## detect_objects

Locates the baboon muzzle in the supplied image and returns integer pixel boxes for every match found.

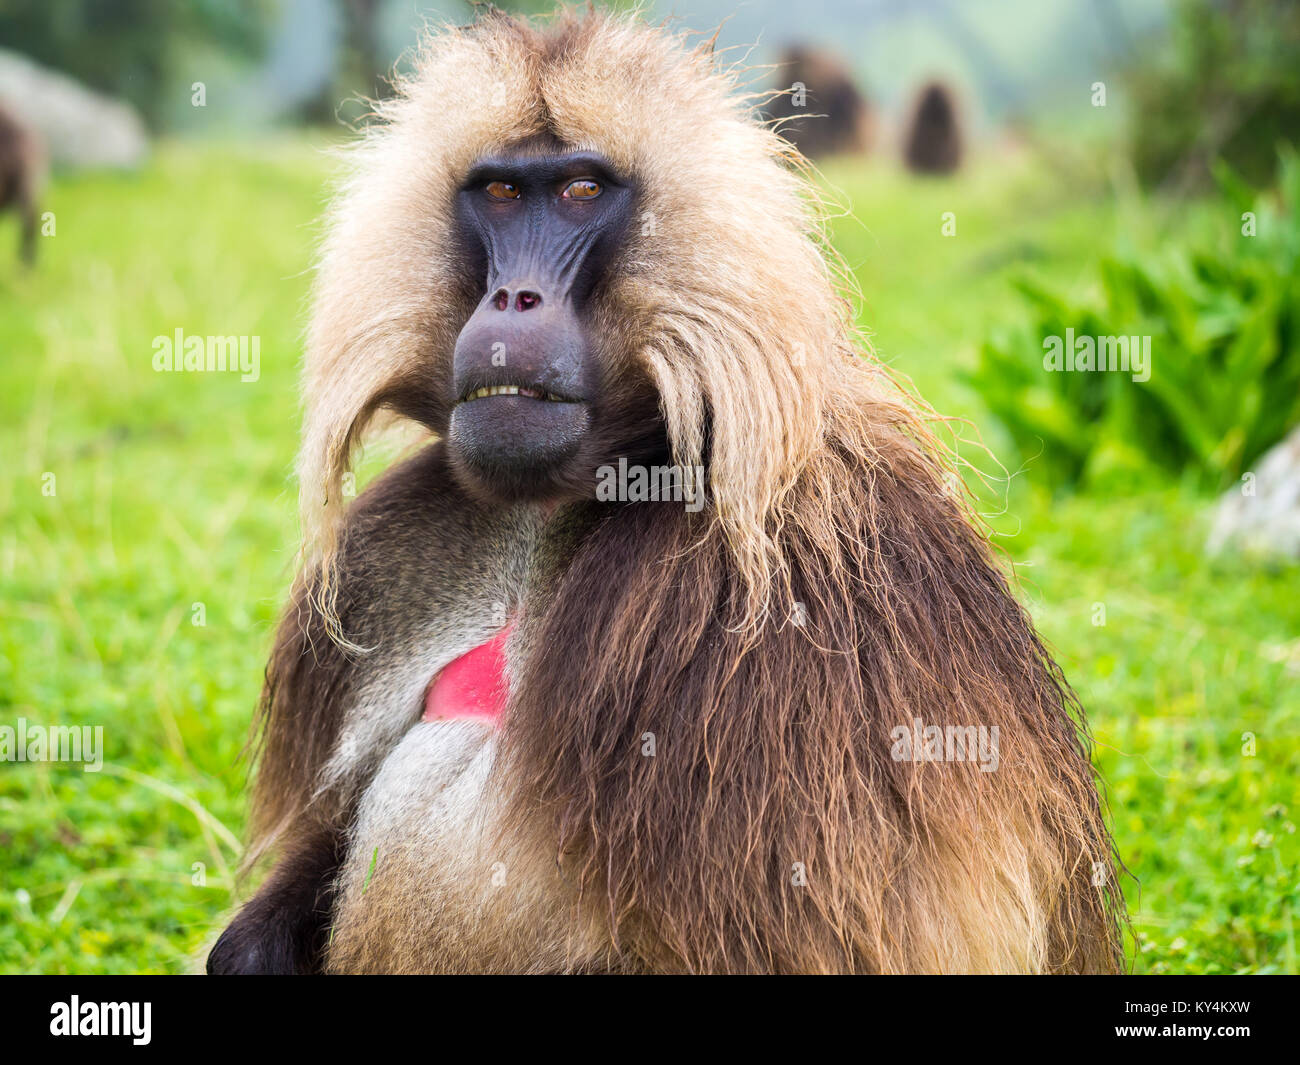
[447,274,594,495]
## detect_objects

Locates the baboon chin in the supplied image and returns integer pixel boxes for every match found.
[209,9,1124,975]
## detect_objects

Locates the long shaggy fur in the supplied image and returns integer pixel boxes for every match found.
[503,444,1121,972]
[255,7,1124,973]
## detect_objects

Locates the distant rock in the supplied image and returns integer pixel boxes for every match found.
[1208,427,1300,559]
[0,48,148,170]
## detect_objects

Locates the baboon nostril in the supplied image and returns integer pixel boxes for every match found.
[492,289,509,311]
[516,291,542,312]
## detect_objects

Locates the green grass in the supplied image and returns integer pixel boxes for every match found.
[1,140,1296,974]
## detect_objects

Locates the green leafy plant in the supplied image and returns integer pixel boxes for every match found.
[969,151,1300,492]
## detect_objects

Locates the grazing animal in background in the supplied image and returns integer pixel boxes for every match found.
[766,45,872,159]
[0,102,43,265]
[903,80,964,175]
[209,9,1123,975]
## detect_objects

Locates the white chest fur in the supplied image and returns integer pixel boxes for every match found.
[326,720,609,973]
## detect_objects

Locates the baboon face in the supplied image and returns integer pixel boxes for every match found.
[444,139,646,504]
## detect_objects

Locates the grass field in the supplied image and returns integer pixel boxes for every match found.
[1,139,1296,974]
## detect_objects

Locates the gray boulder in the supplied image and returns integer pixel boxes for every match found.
[1208,426,1300,559]
[0,48,148,170]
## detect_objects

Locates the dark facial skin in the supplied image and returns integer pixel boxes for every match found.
[443,146,666,504]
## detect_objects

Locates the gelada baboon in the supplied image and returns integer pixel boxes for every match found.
[209,9,1123,974]
[904,80,964,175]
[0,103,42,265]
[767,45,872,159]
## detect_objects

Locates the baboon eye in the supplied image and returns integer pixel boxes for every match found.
[485,181,520,200]
[561,178,602,200]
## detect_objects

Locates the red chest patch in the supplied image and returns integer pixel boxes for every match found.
[421,625,512,727]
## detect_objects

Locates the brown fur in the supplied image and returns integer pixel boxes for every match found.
[241,8,1125,973]
[502,436,1121,972]
[0,103,43,265]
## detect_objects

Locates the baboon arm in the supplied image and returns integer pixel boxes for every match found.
[207,821,346,975]
[206,580,353,976]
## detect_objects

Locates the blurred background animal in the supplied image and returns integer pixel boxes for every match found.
[766,44,872,159]
[903,80,964,174]
[0,102,43,265]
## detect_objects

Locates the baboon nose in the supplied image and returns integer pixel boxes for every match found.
[491,287,544,312]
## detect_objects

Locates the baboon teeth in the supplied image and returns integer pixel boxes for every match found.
[464,385,566,402]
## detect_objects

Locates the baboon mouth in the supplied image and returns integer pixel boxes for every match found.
[458,384,580,405]
[446,386,592,499]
